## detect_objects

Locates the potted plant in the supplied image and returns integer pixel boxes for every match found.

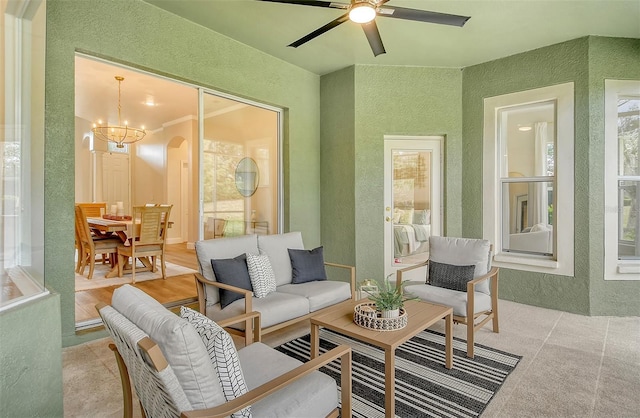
[365,274,417,318]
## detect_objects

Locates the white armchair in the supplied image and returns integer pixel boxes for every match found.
[397,236,499,358]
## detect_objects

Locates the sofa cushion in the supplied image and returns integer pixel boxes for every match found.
[196,234,259,305]
[112,285,226,410]
[211,254,253,309]
[207,291,310,330]
[288,246,327,284]
[257,232,304,287]
[428,260,476,292]
[180,307,251,418]
[277,281,351,312]
[246,253,277,298]
[403,283,492,317]
[238,342,337,418]
[429,236,492,294]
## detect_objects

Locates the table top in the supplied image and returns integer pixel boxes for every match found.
[87,217,128,231]
[311,299,452,350]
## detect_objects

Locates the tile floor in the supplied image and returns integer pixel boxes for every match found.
[62,300,640,417]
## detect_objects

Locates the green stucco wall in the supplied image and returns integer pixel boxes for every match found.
[0,294,63,417]
[587,37,640,315]
[45,0,321,346]
[321,65,463,280]
[462,36,640,316]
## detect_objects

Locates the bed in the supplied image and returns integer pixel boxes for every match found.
[393,208,431,258]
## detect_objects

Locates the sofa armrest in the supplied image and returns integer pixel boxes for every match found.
[324,262,357,300]
[194,272,254,324]
[181,344,353,418]
[216,311,261,345]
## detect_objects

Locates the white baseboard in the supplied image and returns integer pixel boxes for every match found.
[167,237,184,245]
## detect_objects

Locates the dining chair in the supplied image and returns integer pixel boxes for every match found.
[75,205,121,279]
[116,204,172,284]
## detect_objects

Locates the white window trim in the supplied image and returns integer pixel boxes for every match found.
[604,79,640,280]
[483,82,575,276]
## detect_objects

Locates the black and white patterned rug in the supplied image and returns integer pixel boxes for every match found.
[276,328,521,418]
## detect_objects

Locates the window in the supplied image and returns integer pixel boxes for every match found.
[1,0,48,311]
[605,80,640,280]
[483,83,574,275]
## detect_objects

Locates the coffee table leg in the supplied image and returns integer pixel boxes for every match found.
[385,348,395,418]
[445,312,453,369]
[310,322,319,359]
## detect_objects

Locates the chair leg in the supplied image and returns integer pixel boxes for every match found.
[117,253,125,277]
[160,255,166,280]
[108,344,133,418]
[87,250,96,279]
[131,257,136,284]
[467,321,474,358]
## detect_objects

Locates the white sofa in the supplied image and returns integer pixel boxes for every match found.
[509,223,553,254]
[194,232,356,339]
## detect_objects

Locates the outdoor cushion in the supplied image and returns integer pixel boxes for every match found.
[112,285,226,410]
[180,307,251,418]
[196,234,259,305]
[277,281,351,312]
[257,232,304,287]
[206,291,310,329]
[211,254,253,308]
[428,260,476,292]
[246,253,277,298]
[288,246,327,284]
[238,342,337,418]
[429,236,492,294]
[404,283,492,317]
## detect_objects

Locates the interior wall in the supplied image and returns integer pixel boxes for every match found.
[45,0,321,346]
[462,36,640,316]
[320,65,463,281]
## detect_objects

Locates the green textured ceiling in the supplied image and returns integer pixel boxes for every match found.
[144,0,639,75]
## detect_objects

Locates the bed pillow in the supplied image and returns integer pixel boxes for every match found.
[413,209,431,225]
[246,253,277,298]
[288,246,327,284]
[180,307,251,418]
[398,209,414,224]
[210,254,253,309]
[428,260,476,292]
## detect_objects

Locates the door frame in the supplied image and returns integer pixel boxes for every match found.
[383,136,443,278]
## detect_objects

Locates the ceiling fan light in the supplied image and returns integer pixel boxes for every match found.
[349,3,376,24]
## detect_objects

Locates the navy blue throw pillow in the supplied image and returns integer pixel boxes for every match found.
[211,254,253,308]
[428,260,476,292]
[288,246,327,284]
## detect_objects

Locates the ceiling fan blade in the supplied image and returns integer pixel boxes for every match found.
[361,20,386,57]
[377,6,470,27]
[258,0,349,10]
[288,13,349,48]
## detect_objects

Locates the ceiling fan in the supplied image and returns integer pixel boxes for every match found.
[259,0,470,57]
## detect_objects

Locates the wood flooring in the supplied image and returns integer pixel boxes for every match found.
[75,243,200,323]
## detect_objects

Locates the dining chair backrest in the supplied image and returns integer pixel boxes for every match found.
[76,202,107,217]
[75,205,94,250]
[132,205,172,247]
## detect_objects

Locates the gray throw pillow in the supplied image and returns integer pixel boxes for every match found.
[428,260,476,292]
[288,246,327,284]
[210,254,253,308]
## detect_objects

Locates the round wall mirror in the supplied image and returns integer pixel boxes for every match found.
[235,157,259,197]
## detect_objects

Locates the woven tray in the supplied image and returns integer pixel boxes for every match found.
[353,302,407,331]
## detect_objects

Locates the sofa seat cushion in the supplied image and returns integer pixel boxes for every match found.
[238,342,337,418]
[206,291,310,330]
[196,234,259,305]
[257,232,304,287]
[404,283,492,317]
[112,285,225,410]
[277,281,351,312]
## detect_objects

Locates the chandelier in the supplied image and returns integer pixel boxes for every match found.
[92,76,146,148]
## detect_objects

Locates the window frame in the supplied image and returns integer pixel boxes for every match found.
[483,82,575,276]
[604,79,640,280]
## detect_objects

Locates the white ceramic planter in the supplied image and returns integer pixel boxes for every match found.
[381,308,400,318]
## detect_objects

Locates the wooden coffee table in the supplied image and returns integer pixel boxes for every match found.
[310,299,453,418]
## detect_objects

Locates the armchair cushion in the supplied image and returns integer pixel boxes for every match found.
[246,253,277,298]
[288,246,327,284]
[257,232,304,286]
[429,236,492,294]
[404,283,493,317]
[428,261,476,292]
[211,254,253,309]
[180,307,251,418]
[238,342,338,418]
[112,285,226,410]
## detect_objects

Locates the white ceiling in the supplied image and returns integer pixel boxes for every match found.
[143,0,640,75]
